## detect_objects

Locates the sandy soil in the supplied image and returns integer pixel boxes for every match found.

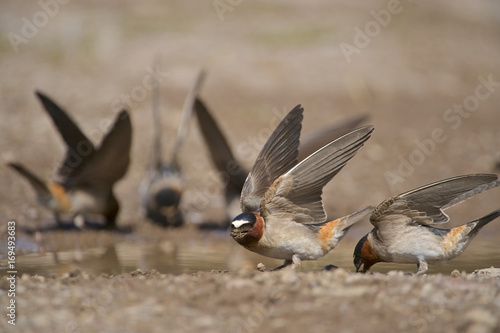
[1,0,500,332]
[1,268,499,333]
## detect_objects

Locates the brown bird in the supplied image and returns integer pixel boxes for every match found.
[139,70,205,227]
[194,96,368,227]
[8,91,132,229]
[354,174,500,275]
[230,105,374,269]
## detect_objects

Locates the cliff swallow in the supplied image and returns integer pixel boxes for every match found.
[9,91,132,229]
[230,105,374,269]
[194,97,368,227]
[139,69,205,227]
[354,174,500,275]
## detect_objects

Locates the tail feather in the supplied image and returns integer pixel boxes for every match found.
[338,205,375,230]
[319,206,374,252]
[468,208,500,233]
[8,162,52,202]
[298,114,368,161]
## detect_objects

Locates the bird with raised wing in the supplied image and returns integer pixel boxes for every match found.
[139,69,204,227]
[194,96,368,227]
[9,91,132,229]
[353,174,500,275]
[230,105,374,269]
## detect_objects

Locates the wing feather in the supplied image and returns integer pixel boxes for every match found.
[35,91,95,179]
[63,110,132,188]
[194,98,247,192]
[260,126,374,224]
[370,174,499,227]
[240,105,303,212]
[298,114,368,161]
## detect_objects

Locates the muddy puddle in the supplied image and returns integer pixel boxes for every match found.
[1,225,499,277]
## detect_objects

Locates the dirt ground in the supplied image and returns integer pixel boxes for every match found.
[0,268,498,333]
[1,0,500,332]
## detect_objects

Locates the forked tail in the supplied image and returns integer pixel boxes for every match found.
[319,206,374,252]
[8,162,52,202]
[467,208,500,237]
[340,205,375,230]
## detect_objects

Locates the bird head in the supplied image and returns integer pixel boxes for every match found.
[230,212,264,246]
[353,234,368,272]
[353,233,382,273]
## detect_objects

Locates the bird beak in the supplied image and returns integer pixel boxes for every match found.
[354,259,364,273]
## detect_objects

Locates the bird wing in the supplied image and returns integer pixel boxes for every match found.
[240,105,303,213]
[298,114,368,161]
[370,174,499,227]
[149,61,163,171]
[35,91,95,179]
[194,97,248,192]
[63,110,132,188]
[260,126,374,224]
[169,70,205,167]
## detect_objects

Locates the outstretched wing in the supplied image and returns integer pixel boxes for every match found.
[298,114,368,161]
[194,97,248,192]
[63,110,132,188]
[240,105,303,213]
[370,174,499,227]
[260,126,374,224]
[35,91,95,179]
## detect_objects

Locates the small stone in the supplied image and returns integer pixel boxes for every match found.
[322,264,338,271]
[257,263,266,272]
[33,275,45,283]
[470,267,500,277]
[130,269,144,276]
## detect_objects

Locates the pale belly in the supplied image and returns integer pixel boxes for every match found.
[249,223,325,260]
[372,227,449,264]
[67,190,109,214]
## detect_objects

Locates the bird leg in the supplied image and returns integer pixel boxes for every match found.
[415,259,428,275]
[272,259,293,271]
[272,255,302,271]
[291,254,301,270]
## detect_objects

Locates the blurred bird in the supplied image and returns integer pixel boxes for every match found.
[194,97,368,227]
[8,91,132,229]
[354,174,500,275]
[230,105,374,269]
[193,98,248,224]
[139,69,205,227]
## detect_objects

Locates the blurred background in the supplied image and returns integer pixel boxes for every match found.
[1,0,500,275]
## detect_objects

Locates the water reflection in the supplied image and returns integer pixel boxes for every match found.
[1,228,499,276]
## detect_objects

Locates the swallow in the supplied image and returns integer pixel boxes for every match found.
[139,69,205,227]
[230,105,374,269]
[8,91,132,229]
[194,97,368,227]
[354,174,500,275]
